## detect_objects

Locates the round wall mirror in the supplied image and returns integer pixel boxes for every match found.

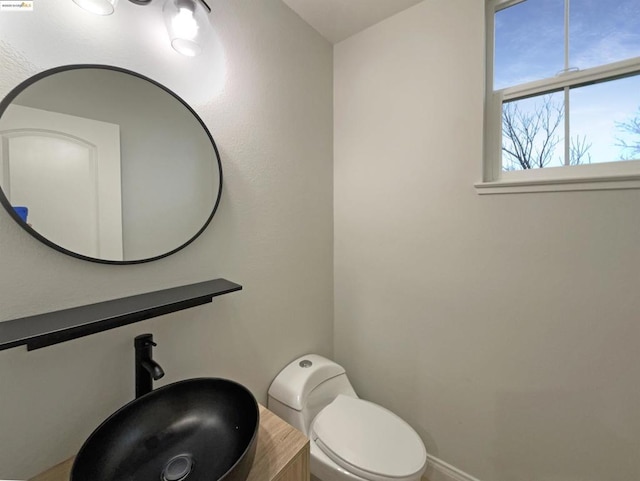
[0,65,222,264]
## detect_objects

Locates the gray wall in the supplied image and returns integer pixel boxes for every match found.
[0,1,333,478]
[334,1,640,481]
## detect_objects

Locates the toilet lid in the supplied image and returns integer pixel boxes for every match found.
[311,395,426,480]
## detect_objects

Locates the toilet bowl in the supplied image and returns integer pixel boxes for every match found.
[268,355,427,481]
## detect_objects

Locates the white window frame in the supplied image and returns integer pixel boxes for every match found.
[477,0,640,194]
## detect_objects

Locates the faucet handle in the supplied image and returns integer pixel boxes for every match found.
[135,333,158,350]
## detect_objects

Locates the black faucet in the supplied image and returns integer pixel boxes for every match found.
[134,333,165,398]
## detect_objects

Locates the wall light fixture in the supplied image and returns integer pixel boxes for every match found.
[73,0,118,15]
[72,0,212,57]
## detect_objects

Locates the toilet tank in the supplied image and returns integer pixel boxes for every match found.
[268,354,357,435]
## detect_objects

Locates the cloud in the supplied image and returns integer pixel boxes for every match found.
[571,32,640,70]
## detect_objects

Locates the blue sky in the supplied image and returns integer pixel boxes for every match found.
[494,0,640,166]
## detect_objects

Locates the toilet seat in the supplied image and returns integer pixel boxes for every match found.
[310,395,427,481]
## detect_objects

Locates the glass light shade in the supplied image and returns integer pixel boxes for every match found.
[163,0,210,57]
[73,0,118,15]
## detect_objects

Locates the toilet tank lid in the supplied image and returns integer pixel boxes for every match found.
[268,354,345,411]
[311,395,427,479]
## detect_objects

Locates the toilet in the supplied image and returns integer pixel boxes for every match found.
[268,354,427,481]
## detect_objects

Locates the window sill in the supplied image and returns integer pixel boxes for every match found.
[475,174,640,194]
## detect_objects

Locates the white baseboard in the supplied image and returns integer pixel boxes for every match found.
[424,454,483,481]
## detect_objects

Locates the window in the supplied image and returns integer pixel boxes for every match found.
[479,0,640,193]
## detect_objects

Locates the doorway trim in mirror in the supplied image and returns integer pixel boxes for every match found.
[0,64,223,264]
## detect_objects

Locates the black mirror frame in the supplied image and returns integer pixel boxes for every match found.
[0,64,223,265]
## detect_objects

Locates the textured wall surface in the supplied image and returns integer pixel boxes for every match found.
[334,1,640,480]
[0,1,333,478]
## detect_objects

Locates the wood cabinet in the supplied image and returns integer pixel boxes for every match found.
[30,405,309,481]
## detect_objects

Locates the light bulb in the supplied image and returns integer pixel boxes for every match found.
[163,0,210,57]
[73,0,117,15]
[172,7,199,40]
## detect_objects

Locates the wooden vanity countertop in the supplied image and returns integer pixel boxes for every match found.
[30,404,309,481]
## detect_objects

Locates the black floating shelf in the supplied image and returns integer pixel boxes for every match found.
[0,279,242,352]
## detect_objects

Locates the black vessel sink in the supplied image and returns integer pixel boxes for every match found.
[72,378,259,481]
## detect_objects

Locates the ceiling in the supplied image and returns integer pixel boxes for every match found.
[281,0,424,44]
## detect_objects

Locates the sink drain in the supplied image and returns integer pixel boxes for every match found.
[162,454,194,481]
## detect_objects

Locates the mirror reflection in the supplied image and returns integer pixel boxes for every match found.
[0,66,222,263]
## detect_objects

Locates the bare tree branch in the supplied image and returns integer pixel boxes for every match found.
[502,94,564,170]
[616,107,640,160]
[570,135,592,165]
[536,96,563,168]
[501,94,591,170]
